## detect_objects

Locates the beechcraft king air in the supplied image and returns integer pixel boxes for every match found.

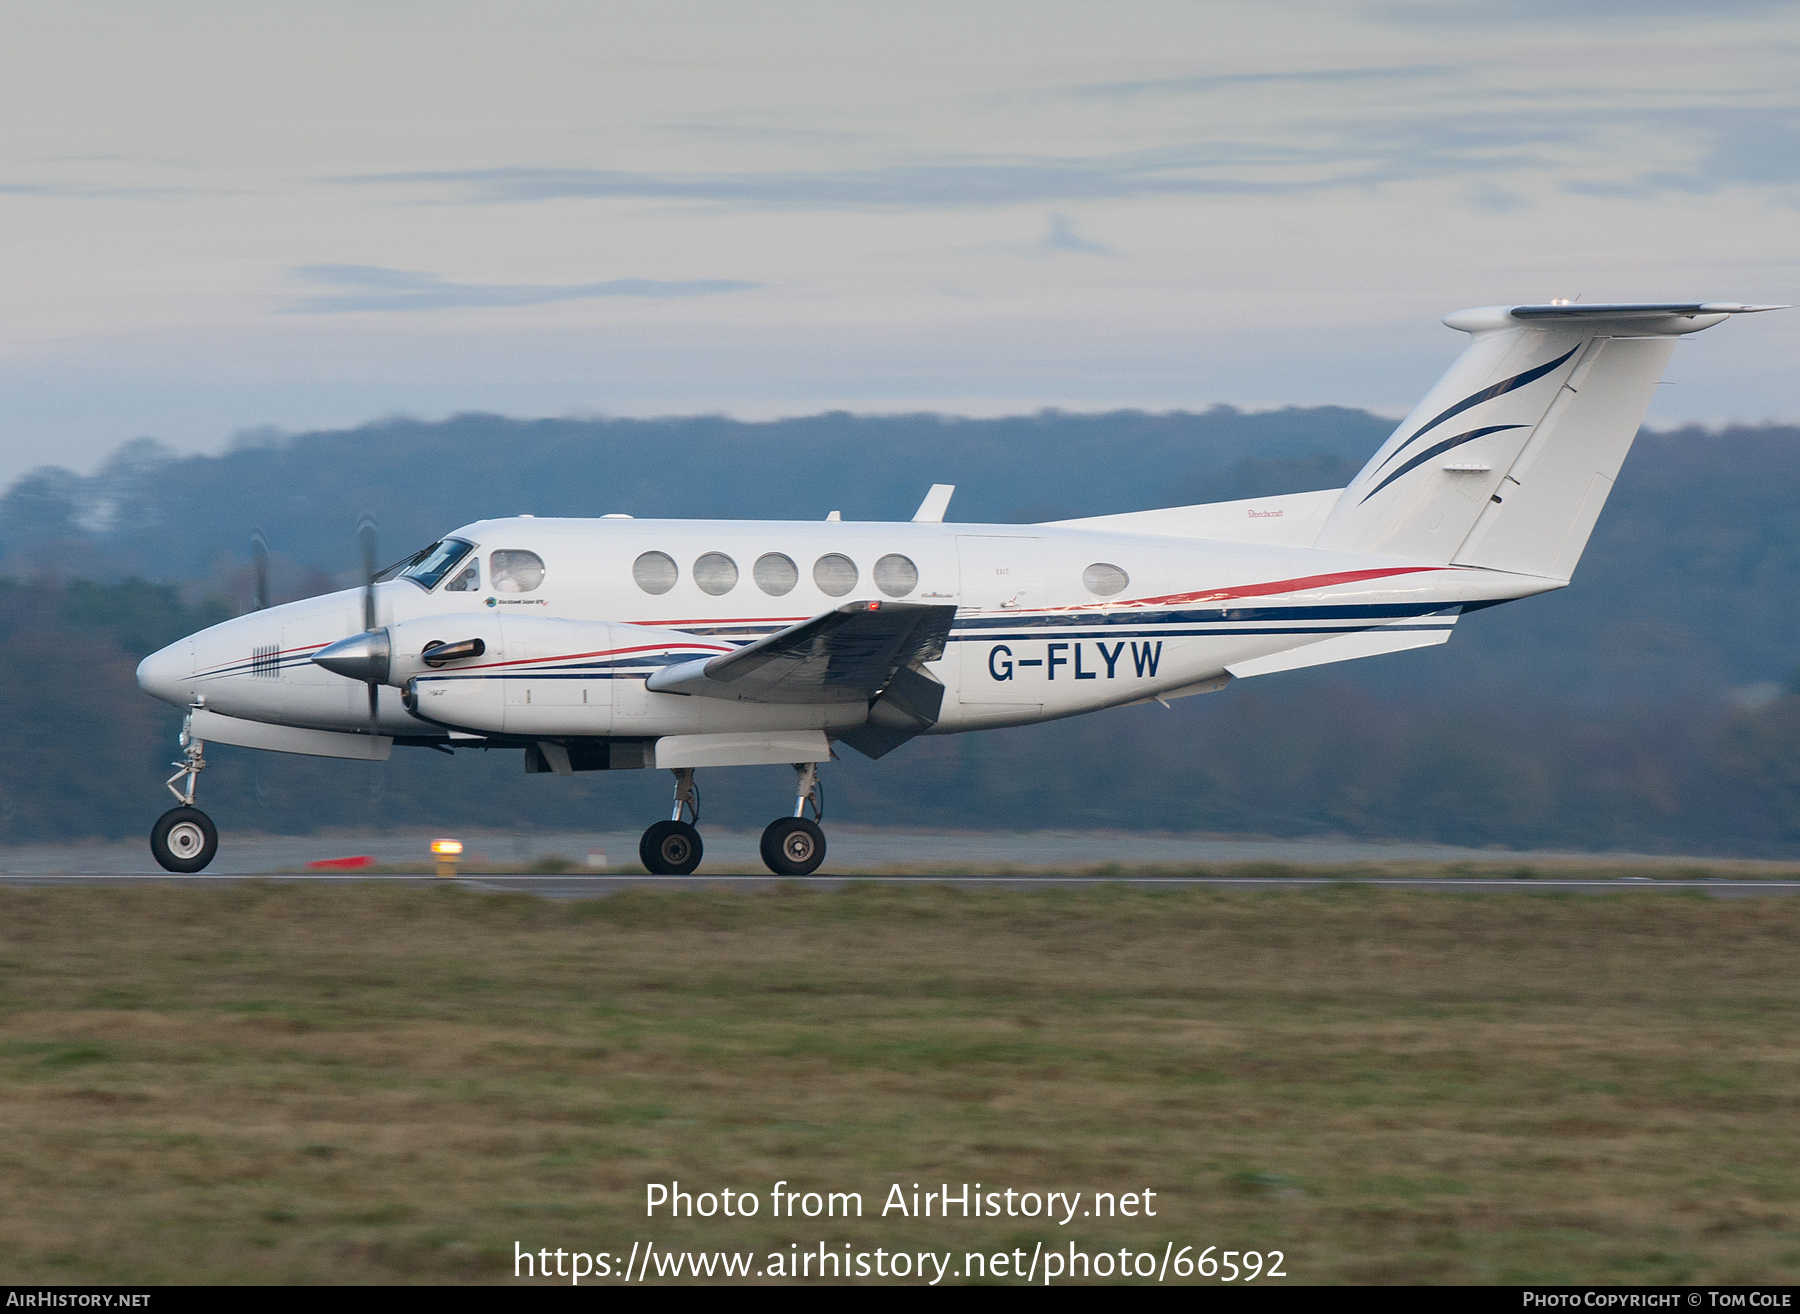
[136,301,1784,875]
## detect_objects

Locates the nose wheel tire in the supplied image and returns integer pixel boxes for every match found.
[760,817,826,876]
[151,806,218,873]
[640,820,703,875]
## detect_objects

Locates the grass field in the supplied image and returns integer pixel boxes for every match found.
[1,880,1797,1284]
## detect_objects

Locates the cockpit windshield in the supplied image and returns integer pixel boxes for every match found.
[389,538,476,591]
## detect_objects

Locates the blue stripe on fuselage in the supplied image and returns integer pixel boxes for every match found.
[949,602,1457,630]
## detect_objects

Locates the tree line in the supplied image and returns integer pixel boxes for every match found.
[2,574,1797,854]
[2,408,1798,854]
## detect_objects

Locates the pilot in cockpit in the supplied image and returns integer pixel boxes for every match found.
[489,549,545,594]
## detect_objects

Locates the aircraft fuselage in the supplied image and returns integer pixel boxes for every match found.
[138,512,1555,743]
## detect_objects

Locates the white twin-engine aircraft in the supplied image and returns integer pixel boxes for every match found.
[137,301,1782,875]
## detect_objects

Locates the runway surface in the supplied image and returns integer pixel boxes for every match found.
[5,828,1795,878]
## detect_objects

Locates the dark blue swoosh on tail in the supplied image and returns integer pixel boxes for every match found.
[1373,344,1579,475]
[1359,425,1527,504]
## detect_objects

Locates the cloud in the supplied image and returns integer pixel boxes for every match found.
[1464,182,1530,214]
[336,144,1487,212]
[285,265,761,313]
[331,100,1800,216]
[984,212,1117,259]
[1557,107,1800,198]
[1674,110,1800,189]
[1034,213,1113,255]
[0,180,206,200]
[655,121,887,146]
[1378,0,1792,22]
[1041,63,1457,103]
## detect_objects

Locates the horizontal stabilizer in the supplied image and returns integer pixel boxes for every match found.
[1225,613,1458,679]
[1508,302,1786,321]
[646,600,956,704]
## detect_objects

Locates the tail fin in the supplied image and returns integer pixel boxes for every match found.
[1314,302,1783,577]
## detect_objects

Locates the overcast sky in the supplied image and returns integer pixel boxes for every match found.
[2,0,1796,485]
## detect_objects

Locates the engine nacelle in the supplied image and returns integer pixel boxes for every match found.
[397,615,717,738]
[384,614,509,684]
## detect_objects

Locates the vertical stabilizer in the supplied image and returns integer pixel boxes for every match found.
[1314,302,1781,576]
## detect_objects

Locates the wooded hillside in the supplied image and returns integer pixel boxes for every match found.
[3,408,1797,852]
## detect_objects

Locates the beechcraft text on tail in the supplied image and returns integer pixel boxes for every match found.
[134,300,1787,875]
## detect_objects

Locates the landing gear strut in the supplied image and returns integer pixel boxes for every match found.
[152,710,219,873]
[760,762,826,876]
[639,768,703,875]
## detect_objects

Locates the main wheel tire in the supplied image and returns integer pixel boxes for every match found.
[151,806,218,873]
[640,820,703,875]
[760,816,826,876]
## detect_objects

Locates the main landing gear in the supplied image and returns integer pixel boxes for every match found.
[760,762,826,877]
[635,762,829,877]
[639,768,703,875]
[152,712,219,873]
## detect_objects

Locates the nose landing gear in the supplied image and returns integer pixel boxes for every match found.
[639,768,703,875]
[760,762,826,876]
[151,712,219,873]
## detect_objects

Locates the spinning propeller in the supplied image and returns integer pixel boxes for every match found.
[310,514,392,738]
[358,515,381,738]
[359,514,378,633]
[250,528,270,611]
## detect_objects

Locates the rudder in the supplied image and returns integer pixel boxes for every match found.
[1452,334,1673,579]
[1314,302,1778,576]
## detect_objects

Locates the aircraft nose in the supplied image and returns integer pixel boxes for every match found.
[137,639,197,706]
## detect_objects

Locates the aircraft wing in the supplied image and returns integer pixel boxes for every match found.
[644,601,956,704]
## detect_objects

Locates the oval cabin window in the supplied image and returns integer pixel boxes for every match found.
[633,551,678,595]
[873,553,918,597]
[754,552,799,596]
[1082,562,1129,597]
[490,549,546,594]
[813,553,858,597]
[693,552,739,596]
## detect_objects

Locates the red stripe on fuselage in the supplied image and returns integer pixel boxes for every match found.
[1120,566,1451,610]
[628,615,808,627]
[195,640,330,676]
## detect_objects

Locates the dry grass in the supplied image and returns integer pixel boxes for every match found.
[1,882,1798,1284]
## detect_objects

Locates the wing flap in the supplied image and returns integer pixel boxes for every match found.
[645,601,957,704]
